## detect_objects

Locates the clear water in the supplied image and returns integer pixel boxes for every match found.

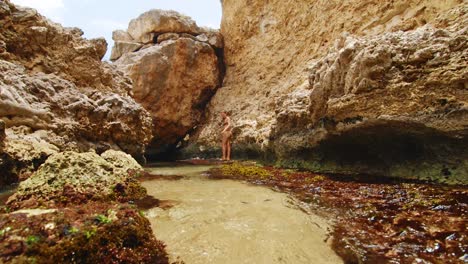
[142,164,342,264]
[0,185,16,206]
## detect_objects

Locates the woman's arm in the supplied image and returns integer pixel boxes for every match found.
[222,117,232,133]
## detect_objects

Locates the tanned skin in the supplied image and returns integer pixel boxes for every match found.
[220,112,232,161]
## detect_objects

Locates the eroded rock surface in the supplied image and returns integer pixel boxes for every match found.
[271,19,468,184]
[7,150,145,209]
[112,10,223,155]
[0,202,169,263]
[188,1,468,184]
[0,0,154,185]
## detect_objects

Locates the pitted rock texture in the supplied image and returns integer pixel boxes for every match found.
[112,10,223,155]
[0,0,154,185]
[271,22,468,184]
[196,0,465,148]
[0,1,129,93]
[188,1,467,183]
[0,60,153,157]
[6,150,145,209]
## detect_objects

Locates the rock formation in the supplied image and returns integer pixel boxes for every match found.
[2,149,169,263]
[186,1,468,184]
[111,10,223,156]
[0,0,153,185]
[7,150,145,209]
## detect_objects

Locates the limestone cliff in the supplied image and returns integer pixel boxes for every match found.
[112,10,223,156]
[0,0,153,185]
[189,1,468,184]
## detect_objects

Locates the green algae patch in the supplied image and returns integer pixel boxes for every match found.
[0,202,169,263]
[219,162,272,179]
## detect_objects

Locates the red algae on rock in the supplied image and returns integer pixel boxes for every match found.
[209,162,468,263]
[0,150,171,263]
[0,202,169,263]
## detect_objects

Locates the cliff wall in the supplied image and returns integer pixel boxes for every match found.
[189,0,467,184]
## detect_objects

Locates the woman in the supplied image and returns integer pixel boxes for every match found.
[220,111,233,161]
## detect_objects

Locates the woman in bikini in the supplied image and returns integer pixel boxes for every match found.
[220,111,233,161]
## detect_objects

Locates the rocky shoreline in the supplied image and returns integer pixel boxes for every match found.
[208,162,468,263]
[0,1,169,262]
[1,0,467,262]
[186,1,468,185]
[0,150,169,263]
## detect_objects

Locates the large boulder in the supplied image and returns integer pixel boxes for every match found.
[114,38,221,155]
[7,150,146,209]
[111,9,223,156]
[127,9,200,43]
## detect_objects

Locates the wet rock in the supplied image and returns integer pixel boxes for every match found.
[0,202,169,263]
[209,164,468,263]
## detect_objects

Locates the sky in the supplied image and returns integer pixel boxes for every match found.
[10,0,222,60]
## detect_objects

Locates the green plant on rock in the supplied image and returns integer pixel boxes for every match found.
[95,214,112,224]
[138,210,146,217]
[26,235,40,245]
[67,226,79,235]
[84,228,97,239]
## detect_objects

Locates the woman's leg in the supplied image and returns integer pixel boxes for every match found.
[221,134,227,160]
[227,138,231,160]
